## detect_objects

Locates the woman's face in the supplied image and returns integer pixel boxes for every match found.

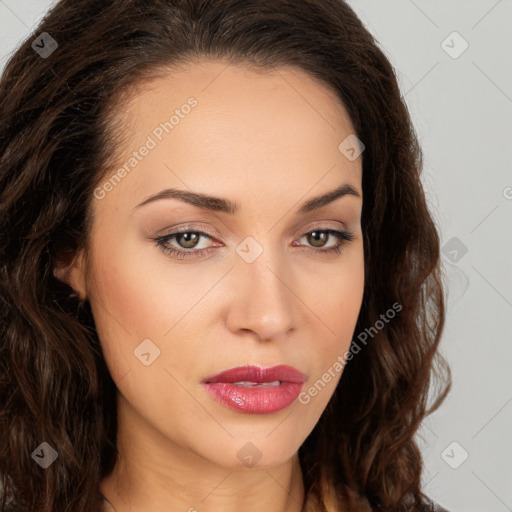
[68,60,364,470]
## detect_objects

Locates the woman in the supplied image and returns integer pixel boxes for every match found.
[0,1,451,511]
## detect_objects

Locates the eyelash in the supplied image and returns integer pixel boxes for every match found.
[153,226,355,260]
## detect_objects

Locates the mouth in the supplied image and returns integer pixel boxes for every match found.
[202,364,306,385]
[202,364,306,414]
[229,381,281,387]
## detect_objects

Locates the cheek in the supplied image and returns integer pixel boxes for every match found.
[300,244,364,405]
[85,237,220,382]
[314,240,365,346]
[84,239,166,381]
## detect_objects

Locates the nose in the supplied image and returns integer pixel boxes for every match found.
[224,245,298,342]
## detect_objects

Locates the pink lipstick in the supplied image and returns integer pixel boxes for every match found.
[202,364,306,414]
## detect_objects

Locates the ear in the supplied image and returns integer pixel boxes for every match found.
[53,248,88,301]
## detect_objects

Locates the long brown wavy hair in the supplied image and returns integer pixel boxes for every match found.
[0,1,451,511]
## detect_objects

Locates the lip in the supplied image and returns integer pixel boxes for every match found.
[202,364,306,414]
[202,364,306,384]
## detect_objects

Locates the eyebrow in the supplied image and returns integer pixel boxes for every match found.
[133,183,361,215]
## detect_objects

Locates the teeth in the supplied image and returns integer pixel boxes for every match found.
[233,381,281,387]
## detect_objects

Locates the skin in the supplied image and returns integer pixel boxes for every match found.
[60,59,364,512]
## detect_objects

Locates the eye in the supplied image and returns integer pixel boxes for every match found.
[294,228,355,255]
[153,228,218,260]
[152,226,355,260]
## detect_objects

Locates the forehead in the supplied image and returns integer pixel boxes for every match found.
[115,59,355,147]
[92,60,362,216]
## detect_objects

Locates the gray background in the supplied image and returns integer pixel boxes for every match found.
[1,1,511,511]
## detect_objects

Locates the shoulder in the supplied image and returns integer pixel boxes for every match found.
[418,495,450,512]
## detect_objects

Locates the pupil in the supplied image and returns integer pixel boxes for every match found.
[309,231,327,247]
[179,233,198,248]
